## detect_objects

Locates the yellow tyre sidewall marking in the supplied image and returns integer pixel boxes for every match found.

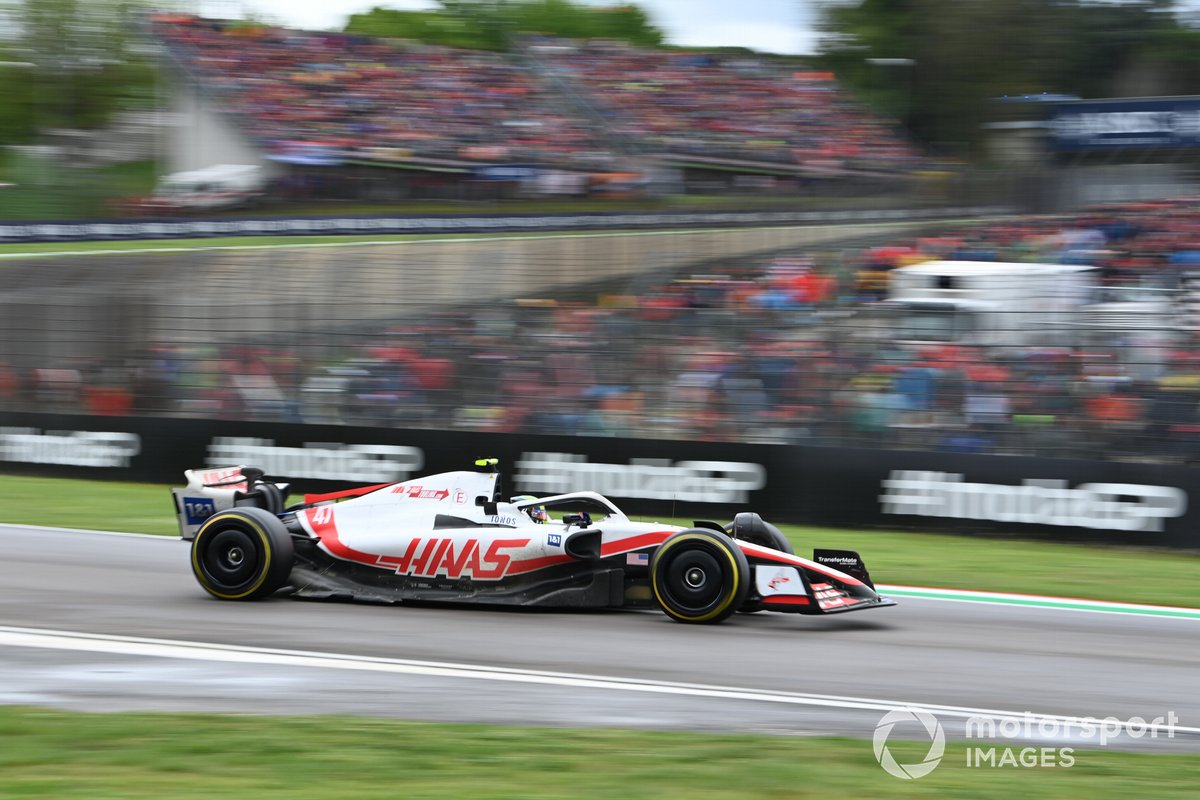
[191,514,273,600]
[651,533,741,622]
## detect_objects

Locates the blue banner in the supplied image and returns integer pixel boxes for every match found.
[1050,97,1200,151]
[472,164,542,181]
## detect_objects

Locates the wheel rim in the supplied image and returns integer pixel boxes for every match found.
[201,528,261,590]
[660,548,725,615]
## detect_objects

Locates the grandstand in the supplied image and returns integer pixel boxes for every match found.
[148,14,919,200]
[523,37,920,176]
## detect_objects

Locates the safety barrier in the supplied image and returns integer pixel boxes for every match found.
[3,412,1196,548]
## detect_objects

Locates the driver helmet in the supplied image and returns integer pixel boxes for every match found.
[511,495,549,524]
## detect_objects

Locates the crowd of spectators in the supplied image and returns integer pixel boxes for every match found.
[10,199,1200,464]
[148,15,917,177]
[528,38,921,173]
[151,14,614,169]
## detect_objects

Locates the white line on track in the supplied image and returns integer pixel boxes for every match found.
[880,584,1185,610]
[0,523,183,540]
[0,624,1195,737]
[874,585,1200,620]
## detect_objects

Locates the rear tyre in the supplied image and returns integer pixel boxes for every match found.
[191,507,293,600]
[651,529,749,624]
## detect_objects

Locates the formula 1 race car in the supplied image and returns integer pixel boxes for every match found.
[172,460,895,624]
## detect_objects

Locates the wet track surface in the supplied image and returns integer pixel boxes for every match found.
[1,525,1197,752]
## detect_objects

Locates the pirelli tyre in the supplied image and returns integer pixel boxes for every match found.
[651,529,750,624]
[191,507,294,600]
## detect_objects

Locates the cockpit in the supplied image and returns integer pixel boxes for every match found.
[508,491,627,527]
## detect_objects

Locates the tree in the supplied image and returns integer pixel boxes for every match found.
[816,0,1189,155]
[346,0,663,50]
[344,7,497,49]
[0,58,37,145]
[0,0,155,141]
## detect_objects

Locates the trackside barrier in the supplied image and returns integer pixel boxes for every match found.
[0,207,1008,244]
[2,412,1198,549]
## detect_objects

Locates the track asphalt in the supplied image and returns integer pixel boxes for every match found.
[1,525,1196,753]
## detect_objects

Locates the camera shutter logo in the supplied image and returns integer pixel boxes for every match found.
[873,707,945,779]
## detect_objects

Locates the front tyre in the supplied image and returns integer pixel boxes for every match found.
[651,529,749,624]
[191,507,293,600]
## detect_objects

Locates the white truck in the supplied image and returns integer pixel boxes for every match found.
[881,260,1099,347]
[151,164,266,211]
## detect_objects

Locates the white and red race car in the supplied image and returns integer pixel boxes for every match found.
[173,461,895,624]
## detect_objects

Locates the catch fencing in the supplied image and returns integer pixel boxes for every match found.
[1,210,1197,464]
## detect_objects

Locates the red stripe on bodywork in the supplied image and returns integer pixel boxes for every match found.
[506,554,575,574]
[307,509,536,580]
[763,595,811,606]
[507,529,673,576]
[737,542,864,586]
[600,530,673,557]
[304,483,394,504]
[303,506,387,567]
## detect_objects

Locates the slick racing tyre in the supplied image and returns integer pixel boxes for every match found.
[726,513,792,614]
[651,529,749,624]
[191,507,293,601]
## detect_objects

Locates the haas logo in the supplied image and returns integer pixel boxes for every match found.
[768,574,791,590]
[377,537,530,580]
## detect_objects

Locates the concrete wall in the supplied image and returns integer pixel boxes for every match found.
[0,219,954,369]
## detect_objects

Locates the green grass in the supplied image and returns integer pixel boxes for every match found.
[0,707,1195,799]
[216,191,929,219]
[97,159,159,195]
[0,157,158,221]
[0,227,665,259]
[0,151,151,217]
[2,474,1198,607]
[0,474,179,536]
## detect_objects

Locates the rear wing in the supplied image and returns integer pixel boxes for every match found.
[170,465,289,540]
